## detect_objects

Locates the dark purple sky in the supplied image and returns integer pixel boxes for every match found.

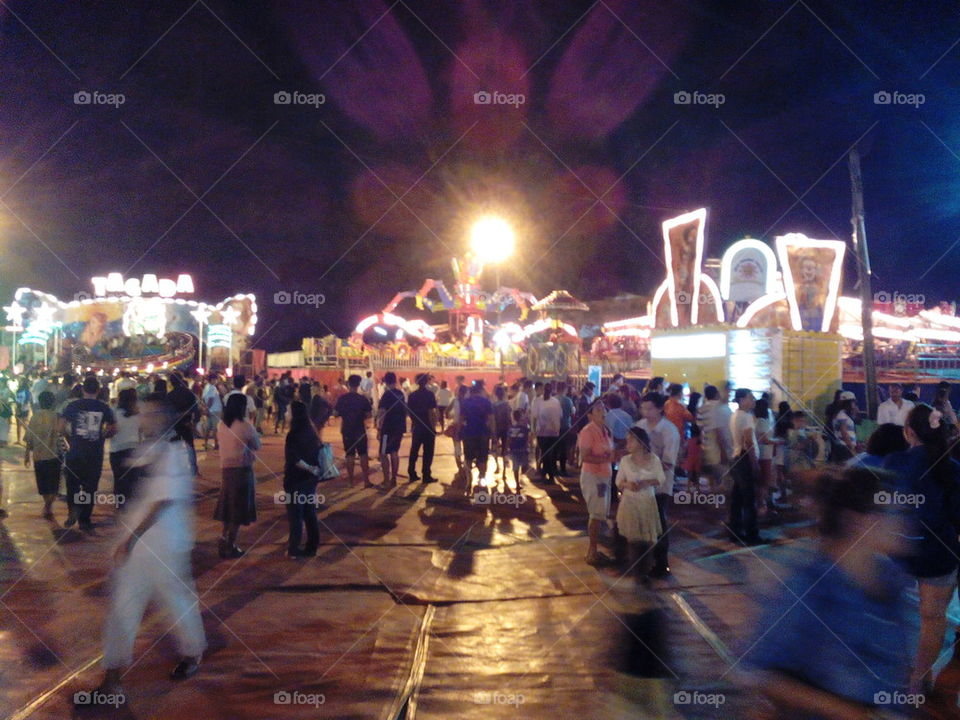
[0,0,957,350]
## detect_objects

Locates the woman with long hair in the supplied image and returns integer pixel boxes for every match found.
[884,403,960,694]
[213,393,260,558]
[109,388,142,512]
[578,400,614,566]
[283,401,323,558]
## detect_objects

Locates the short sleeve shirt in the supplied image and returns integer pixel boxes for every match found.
[460,395,494,437]
[61,398,115,461]
[731,409,758,456]
[335,392,372,437]
[578,422,612,475]
[378,387,407,435]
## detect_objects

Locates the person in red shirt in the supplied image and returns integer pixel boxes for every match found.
[664,383,693,435]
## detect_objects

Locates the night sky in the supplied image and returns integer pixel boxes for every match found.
[0,0,957,351]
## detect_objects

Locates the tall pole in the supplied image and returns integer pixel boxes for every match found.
[849,146,877,419]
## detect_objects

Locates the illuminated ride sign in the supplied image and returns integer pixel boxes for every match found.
[4,277,257,370]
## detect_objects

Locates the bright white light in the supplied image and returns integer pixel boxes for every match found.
[176,274,195,294]
[374,326,388,336]
[3,301,26,328]
[221,306,241,326]
[470,215,515,264]
[141,274,159,294]
[158,278,177,298]
[736,292,787,328]
[719,238,779,301]
[650,332,727,359]
[106,273,124,293]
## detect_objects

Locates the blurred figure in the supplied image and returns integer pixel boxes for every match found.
[829,391,859,462]
[93,395,206,698]
[848,423,908,469]
[698,385,733,492]
[746,467,912,719]
[728,388,765,545]
[884,403,960,694]
[333,374,372,487]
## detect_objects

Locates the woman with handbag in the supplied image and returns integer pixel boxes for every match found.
[214,393,260,559]
[284,402,322,558]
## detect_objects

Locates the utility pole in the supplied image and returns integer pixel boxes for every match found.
[849,146,878,419]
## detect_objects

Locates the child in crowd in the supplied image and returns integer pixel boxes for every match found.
[507,409,530,493]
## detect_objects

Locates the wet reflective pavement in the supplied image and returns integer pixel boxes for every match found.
[0,427,954,718]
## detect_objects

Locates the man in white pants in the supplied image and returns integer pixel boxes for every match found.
[88,395,206,702]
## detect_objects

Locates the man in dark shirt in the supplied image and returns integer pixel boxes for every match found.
[60,376,117,533]
[333,374,372,486]
[406,373,438,483]
[460,380,494,489]
[376,372,406,488]
[167,373,200,477]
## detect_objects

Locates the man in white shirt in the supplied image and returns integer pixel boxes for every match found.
[535,384,563,483]
[728,388,765,544]
[698,384,733,491]
[877,383,914,426]
[359,371,374,400]
[636,392,680,577]
[435,381,453,431]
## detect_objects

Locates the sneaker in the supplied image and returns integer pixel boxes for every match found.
[64,509,77,528]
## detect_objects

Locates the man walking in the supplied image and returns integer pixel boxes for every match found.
[61,376,116,534]
[406,373,438,483]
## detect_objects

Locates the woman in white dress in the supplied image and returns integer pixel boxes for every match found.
[616,426,664,583]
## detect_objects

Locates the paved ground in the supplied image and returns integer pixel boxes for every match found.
[0,423,957,719]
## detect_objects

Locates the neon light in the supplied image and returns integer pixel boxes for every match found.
[220,306,241,326]
[3,301,26,328]
[651,280,669,328]
[776,234,845,333]
[603,315,653,330]
[207,324,233,348]
[700,274,725,322]
[736,292,787,328]
[106,272,124,293]
[141,274,159,294]
[662,208,707,326]
[719,238,778,300]
[176,274,195,294]
[650,332,726,359]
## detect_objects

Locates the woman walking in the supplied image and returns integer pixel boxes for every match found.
[884,403,960,695]
[24,391,61,518]
[284,402,323,558]
[214,393,260,558]
[109,389,142,511]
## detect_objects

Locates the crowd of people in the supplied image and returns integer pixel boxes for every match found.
[2,366,960,715]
